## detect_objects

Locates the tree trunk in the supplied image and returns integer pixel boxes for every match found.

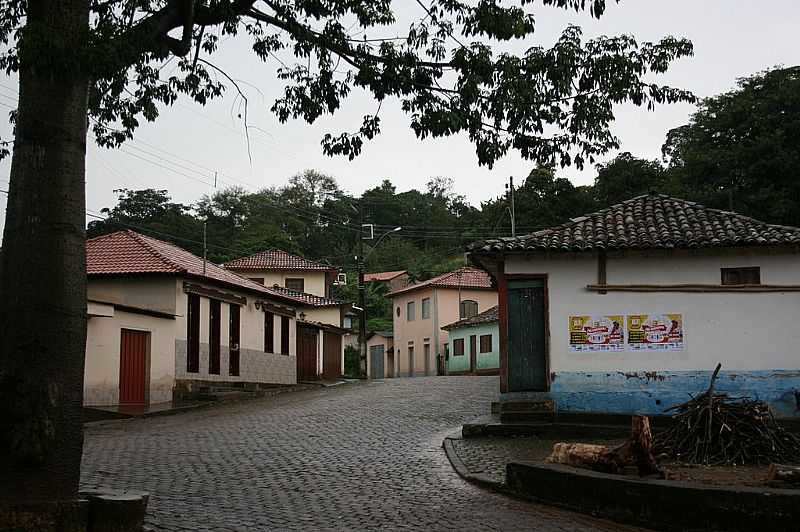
[0,0,90,508]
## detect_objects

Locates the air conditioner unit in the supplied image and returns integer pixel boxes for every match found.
[335,272,347,285]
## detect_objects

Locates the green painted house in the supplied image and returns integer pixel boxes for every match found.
[442,306,499,375]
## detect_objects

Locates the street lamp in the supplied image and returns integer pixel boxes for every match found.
[358,226,402,379]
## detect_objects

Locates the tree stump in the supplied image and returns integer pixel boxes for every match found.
[546,415,663,477]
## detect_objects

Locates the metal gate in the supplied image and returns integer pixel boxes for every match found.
[296,325,319,381]
[119,329,149,406]
[322,331,342,379]
[370,345,384,379]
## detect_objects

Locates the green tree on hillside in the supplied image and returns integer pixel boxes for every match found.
[663,66,800,225]
[594,152,670,205]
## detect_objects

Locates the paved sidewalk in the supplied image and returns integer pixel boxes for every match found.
[81,377,643,531]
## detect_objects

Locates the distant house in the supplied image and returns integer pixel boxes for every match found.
[470,194,800,417]
[84,231,347,409]
[366,331,394,378]
[388,267,497,377]
[224,249,339,298]
[364,270,410,292]
[442,306,499,375]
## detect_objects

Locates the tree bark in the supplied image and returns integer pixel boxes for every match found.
[0,0,90,507]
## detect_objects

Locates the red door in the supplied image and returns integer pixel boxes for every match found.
[296,325,318,381]
[322,331,342,379]
[120,329,149,406]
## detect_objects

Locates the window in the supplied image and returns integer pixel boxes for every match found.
[187,294,200,373]
[209,299,221,375]
[285,278,305,292]
[281,316,290,355]
[421,297,431,319]
[460,300,478,319]
[479,334,493,353]
[264,311,274,353]
[407,301,416,321]
[453,338,465,356]
[721,267,761,285]
[249,277,265,285]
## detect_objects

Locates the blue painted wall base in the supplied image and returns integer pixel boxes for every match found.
[500,370,800,418]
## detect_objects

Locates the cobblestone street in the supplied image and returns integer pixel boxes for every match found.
[81,377,640,531]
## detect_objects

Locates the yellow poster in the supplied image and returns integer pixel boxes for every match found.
[627,314,684,351]
[568,315,625,352]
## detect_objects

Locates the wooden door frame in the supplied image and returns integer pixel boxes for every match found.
[498,264,550,394]
[119,328,151,406]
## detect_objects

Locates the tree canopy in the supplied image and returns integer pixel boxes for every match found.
[1,0,694,168]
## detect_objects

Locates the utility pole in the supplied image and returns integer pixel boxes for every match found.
[358,201,368,379]
[506,176,516,238]
[203,222,208,275]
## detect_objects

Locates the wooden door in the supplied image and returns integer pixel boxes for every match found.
[119,329,149,406]
[296,325,318,381]
[370,345,384,379]
[424,343,431,375]
[322,331,342,379]
[508,279,547,391]
[469,335,477,373]
[387,350,395,378]
[209,299,221,375]
[408,346,415,377]
[229,304,240,377]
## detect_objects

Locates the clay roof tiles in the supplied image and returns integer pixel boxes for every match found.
[469,194,800,254]
[264,285,345,308]
[223,249,334,272]
[442,305,499,330]
[364,270,407,282]
[87,230,296,301]
[387,267,494,296]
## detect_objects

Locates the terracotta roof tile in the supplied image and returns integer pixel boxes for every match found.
[442,306,499,330]
[224,249,334,272]
[265,285,345,308]
[364,270,407,282]
[470,194,800,254]
[87,231,291,299]
[387,267,494,296]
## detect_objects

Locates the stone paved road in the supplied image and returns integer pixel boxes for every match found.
[81,377,644,531]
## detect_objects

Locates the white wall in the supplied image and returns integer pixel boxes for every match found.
[506,249,800,373]
[84,309,176,406]
[238,269,328,297]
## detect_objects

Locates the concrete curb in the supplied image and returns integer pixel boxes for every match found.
[441,436,508,494]
[506,461,800,532]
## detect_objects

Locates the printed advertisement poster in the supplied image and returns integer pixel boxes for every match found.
[568,315,625,352]
[626,314,684,351]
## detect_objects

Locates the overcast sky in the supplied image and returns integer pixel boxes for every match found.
[1,0,800,239]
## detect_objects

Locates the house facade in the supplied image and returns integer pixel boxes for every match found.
[389,267,497,377]
[366,331,394,378]
[85,231,305,408]
[223,249,338,298]
[470,194,800,418]
[442,306,500,375]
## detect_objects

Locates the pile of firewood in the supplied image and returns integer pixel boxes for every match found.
[654,364,800,466]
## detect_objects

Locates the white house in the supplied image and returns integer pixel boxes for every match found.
[84,230,344,409]
[470,194,800,418]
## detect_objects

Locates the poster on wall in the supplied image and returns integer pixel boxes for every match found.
[568,315,625,352]
[626,314,685,351]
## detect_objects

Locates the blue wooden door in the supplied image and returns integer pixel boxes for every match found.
[507,279,547,391]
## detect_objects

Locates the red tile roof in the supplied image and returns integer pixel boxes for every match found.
[223,249,335,272]
[442,305,499,330]
[470,194,800,254]
[387,267,494,296]
[87,231,294,299]
[265,285,345,308]
[364,270,407,282]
